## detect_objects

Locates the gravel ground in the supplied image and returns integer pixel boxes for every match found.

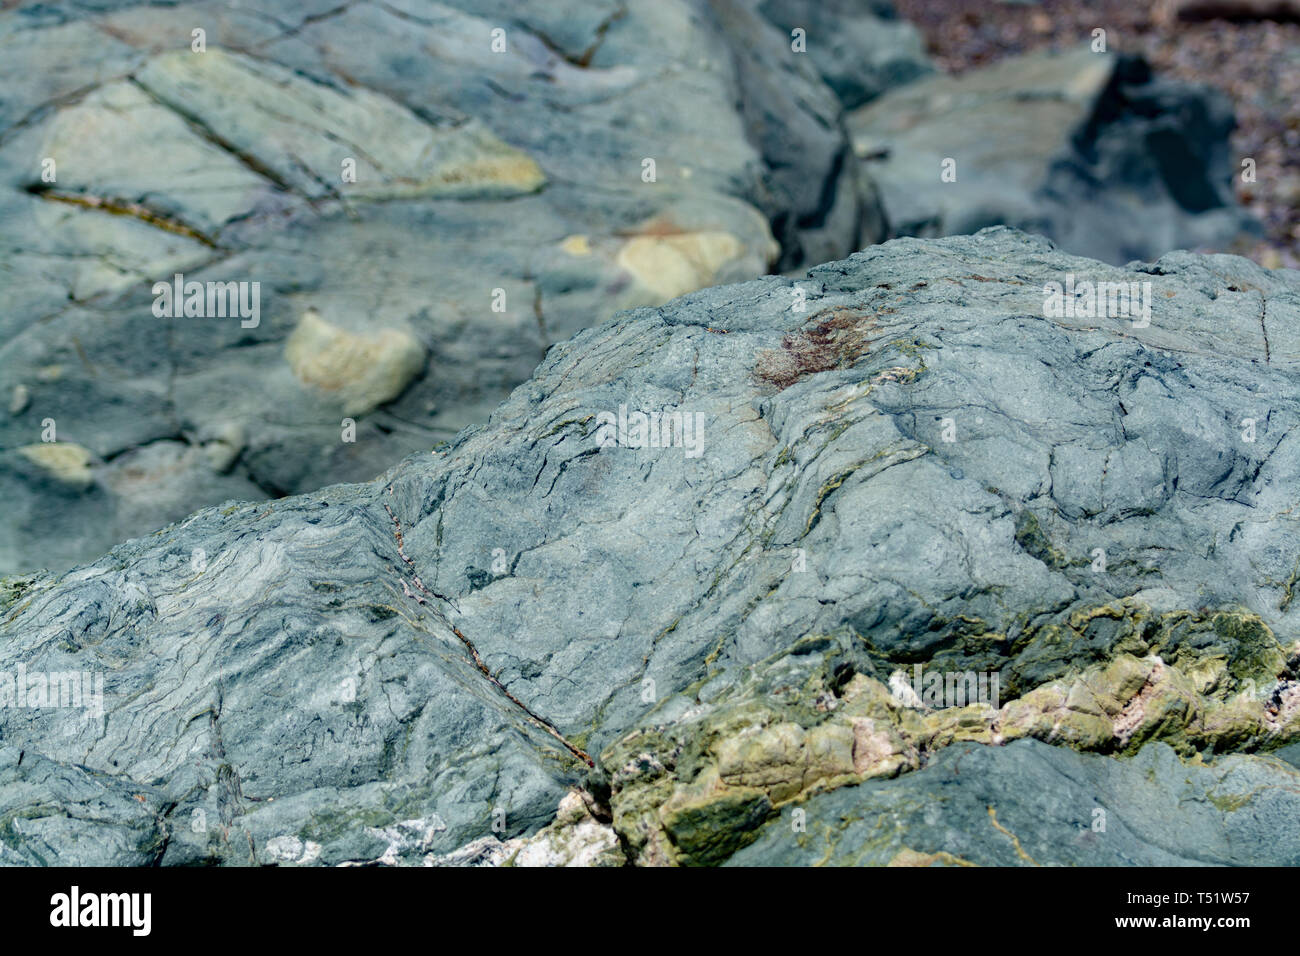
[893,0,1300,267]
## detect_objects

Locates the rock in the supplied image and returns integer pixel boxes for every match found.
[600,610,1300,864]
[16,443,95,490]
[1,4,1261,578]
[1,438,265,575]
[0,746,169,867]
[0,0,879,574]
[131,50,548,201]
[847,46,1256,264]
[703,0,884,270]
[727,738,1300,865]
[756,0,934,110]
[3,228,1300,865]
[283,310,427,418]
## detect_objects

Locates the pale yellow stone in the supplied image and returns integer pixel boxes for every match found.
[201,422,246,473]
[422,144,545,197]
[18,442,94,489]
[285,310,425,417]
[616,231,744,302]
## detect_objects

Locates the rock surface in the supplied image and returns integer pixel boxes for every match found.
[0,0,898,574]
[728,738,1300,866]
[2,227,1300,865]
[848,45,1256,264]
[0,1,1254,576]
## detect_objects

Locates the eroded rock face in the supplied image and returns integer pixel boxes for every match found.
[0,0,894,574]
[2,228,1300,865]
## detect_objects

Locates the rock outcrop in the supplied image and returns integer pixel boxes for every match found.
[0,0,899,574]
[3,227,1300,865]
[0,2,1254,576]
[757,0,933,110]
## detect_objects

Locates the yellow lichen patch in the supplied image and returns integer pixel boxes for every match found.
[604,606,1300,865]
[616,231,743,302]
[920,701,1002,750]
[997,680,1115,751]
[715,721,809,800]
[422,145,545,197]
[285,309,426,417]
[18,443,94,489]
[560,234,592,256]
[802,721,858,786]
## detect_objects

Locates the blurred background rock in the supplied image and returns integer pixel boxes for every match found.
[895,0,1300,268]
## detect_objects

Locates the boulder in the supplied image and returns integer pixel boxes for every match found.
[3,228,1300,864]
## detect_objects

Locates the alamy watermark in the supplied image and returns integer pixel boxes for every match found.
[0,665,104,719]
[595,404,705,458]
[50,886,150,936]
[890,665,1000,710]
[152,272,260,328]
[1043,273,1151,328]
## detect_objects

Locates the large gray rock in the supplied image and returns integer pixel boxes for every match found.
[848,46,1256,264]
[0,0,885,574]
[2,228,1300,865]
